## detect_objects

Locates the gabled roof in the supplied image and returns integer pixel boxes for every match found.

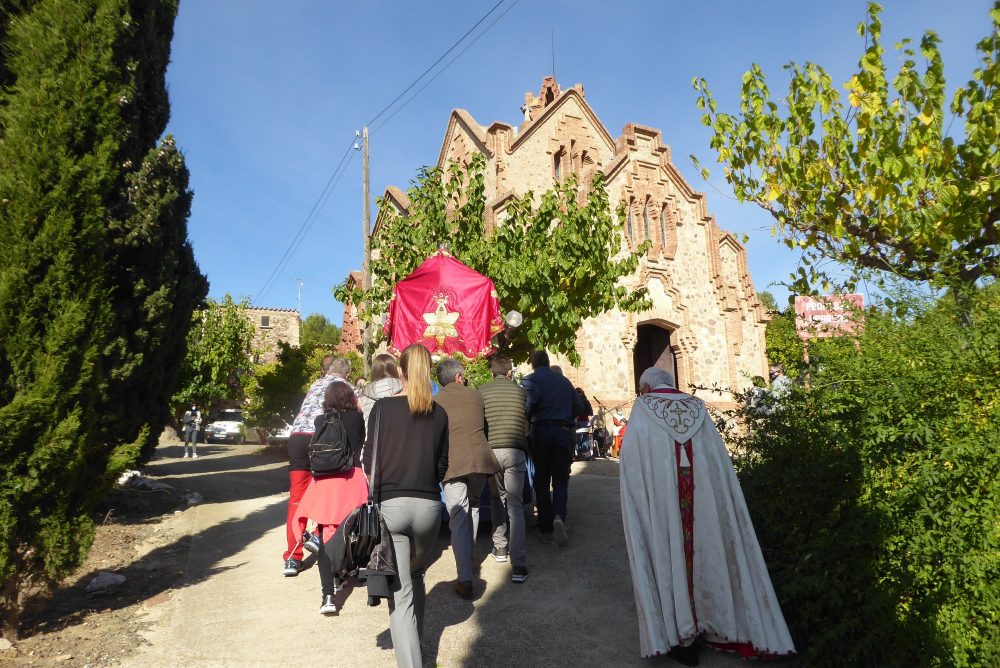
[373,185,411,238]
[385,185,411,214]
[435,87,616,168]
[510,87,616,154]
[436,109,493,167]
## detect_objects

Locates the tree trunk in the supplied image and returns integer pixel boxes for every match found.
[1,573,19,641]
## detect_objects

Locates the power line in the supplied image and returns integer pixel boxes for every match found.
[253,138,356,305]
[365,0,507,128]
[253,1,521,304]
[372,0,523,135]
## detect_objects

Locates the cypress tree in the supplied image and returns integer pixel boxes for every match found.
[0,0,206,637]
[0,2,36,92]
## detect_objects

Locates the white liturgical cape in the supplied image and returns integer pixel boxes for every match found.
[620,387,795,658]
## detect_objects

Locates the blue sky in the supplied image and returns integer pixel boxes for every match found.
[165,0,994,322]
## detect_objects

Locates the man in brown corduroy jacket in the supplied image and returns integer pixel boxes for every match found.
[435,358,500,600]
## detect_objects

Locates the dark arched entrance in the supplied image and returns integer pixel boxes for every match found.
[633,324,678,392]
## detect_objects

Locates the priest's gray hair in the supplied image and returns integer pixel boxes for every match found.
[639,367,676,391]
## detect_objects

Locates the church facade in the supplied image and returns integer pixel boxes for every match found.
[358,77,769,408]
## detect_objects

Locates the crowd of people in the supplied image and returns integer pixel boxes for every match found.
[278,348,794,667]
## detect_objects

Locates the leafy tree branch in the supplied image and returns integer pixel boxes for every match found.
[692,1,1000,292]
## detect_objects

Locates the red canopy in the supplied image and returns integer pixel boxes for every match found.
[384,250,504,358]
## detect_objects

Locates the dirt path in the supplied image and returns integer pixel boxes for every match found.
[111,439,749,668]
[1,437,755,667]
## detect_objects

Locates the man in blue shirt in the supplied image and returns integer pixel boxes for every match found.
[521,351,584,546]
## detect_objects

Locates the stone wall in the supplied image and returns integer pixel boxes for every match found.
[247,307,300,364]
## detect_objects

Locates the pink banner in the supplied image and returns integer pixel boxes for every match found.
[794,294,865,339]
[385,250,504,357]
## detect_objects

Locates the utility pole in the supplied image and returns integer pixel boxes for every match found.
[295,278,303,315]
[362,126,372,376]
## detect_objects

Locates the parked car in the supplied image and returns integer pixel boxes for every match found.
[205,409,250,444]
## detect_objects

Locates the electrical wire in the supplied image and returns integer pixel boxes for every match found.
[252,1,520,305]
[372,0,523,135]
[253,138,356,305]
[364,0,507,129]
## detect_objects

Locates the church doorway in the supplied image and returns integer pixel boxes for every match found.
[633,323,678,392]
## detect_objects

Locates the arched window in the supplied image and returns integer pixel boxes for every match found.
[627,198,635,242]
[660,204,669,248]
[553,150,562,181]
[643,199,650,240]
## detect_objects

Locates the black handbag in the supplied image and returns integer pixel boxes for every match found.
[350,408,382,569]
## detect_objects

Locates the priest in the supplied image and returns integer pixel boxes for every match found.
[620,367,795,665]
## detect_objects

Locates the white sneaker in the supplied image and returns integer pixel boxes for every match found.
[182,453,189,459]
[319,595,337,615]
[192,453,198,459]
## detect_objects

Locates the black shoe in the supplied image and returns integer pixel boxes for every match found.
[283,558,302,577]
[491,547,509,563]
[511,566,529,583]
[666,643,699,666]
[453,580,474,600]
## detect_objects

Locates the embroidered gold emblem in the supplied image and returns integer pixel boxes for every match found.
[422,294,459,345]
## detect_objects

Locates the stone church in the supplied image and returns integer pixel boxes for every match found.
[346,77,769,409]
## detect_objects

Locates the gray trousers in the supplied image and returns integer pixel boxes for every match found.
[489,448,528,568]
[379,497,441,668]
[442,474,486,583]
[182,427,198,455]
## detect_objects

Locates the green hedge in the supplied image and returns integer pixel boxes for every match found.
[720,286,1000,667]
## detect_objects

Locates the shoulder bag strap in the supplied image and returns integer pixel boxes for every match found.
[367,407,380,503]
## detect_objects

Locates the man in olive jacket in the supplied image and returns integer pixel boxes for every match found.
[478,356,531,583]
[435,359,500,600]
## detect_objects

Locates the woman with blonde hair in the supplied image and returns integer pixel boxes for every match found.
[363,343,449,668]
[359,352,403,427]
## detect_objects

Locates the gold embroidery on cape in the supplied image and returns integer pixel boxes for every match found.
[423,294,460,345]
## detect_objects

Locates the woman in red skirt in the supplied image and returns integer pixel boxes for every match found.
[294,380,370,614]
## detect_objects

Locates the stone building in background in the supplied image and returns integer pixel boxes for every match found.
[345,77,769,409]
[246,307,300,364]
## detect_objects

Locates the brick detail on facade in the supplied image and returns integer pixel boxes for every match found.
[337,271,365,356]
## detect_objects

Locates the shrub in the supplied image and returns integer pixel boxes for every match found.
[720,286,1000,667]
[433,354,493,388]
